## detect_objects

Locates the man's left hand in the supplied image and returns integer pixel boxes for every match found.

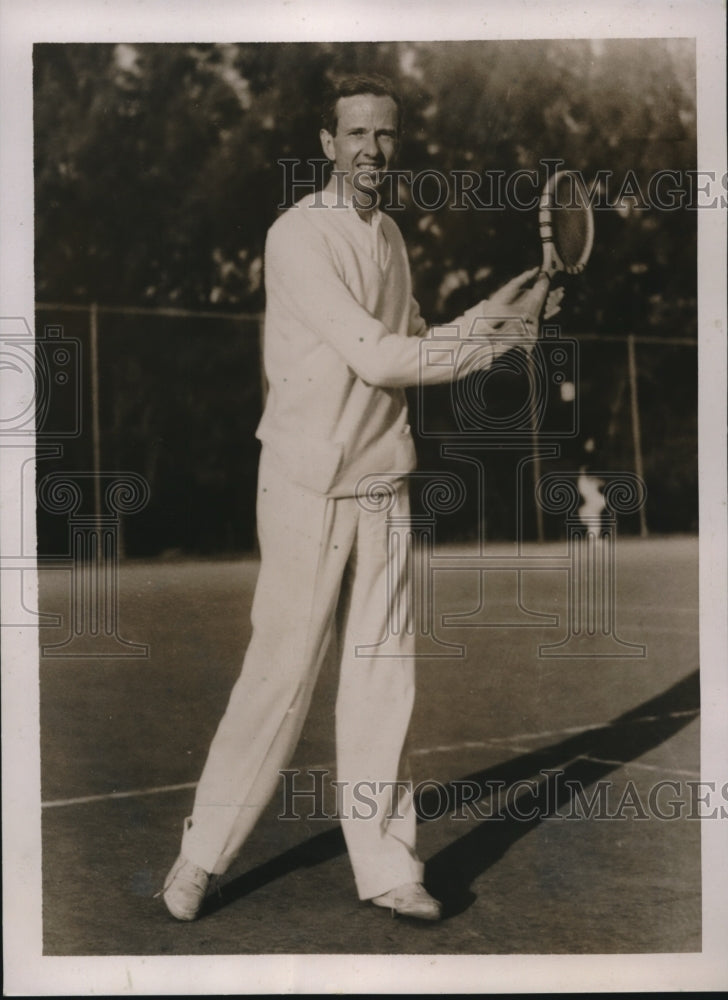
[543,286,565,320]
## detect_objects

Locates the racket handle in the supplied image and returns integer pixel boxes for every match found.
[520,270,552,327]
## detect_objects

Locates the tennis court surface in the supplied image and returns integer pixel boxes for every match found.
[39,535,700,955]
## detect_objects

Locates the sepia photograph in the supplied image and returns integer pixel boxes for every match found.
[1,0,726,994]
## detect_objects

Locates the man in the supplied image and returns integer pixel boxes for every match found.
[161,74,558,923]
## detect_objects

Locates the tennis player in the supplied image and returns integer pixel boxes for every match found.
[161,73,561,923]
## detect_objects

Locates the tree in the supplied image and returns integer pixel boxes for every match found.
[34,40,698,550]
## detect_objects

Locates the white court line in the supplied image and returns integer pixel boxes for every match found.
[494,745,700,779]
[575,755,700,778]
[42,781,198,809]
[480,708,699,746]
[41,708,700,809]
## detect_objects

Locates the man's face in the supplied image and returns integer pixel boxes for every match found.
[320,93,399,202]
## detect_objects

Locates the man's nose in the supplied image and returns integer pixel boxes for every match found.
[362,132,382,158]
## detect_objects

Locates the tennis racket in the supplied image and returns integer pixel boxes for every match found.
[521,169,595,324]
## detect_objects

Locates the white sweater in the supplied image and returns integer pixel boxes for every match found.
[257,190,502,497]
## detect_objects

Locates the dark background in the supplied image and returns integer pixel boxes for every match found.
[33,40,698,555]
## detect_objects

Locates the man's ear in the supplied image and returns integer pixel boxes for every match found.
[319,128,335,161]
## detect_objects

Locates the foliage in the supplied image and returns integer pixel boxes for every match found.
[34,41,698,551]
[35,39,696,330]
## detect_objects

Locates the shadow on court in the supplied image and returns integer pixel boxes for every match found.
[39,538,701,955]
[203,669,699,924]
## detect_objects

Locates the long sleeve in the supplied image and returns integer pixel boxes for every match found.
[265,213,504,389]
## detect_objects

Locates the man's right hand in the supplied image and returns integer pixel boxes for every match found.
[482,267,564,323]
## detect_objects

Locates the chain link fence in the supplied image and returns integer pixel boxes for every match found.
[34,304,697,558]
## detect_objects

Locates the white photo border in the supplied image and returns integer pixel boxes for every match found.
[1,0,726,994]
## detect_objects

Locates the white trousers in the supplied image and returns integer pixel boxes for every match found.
[181,450,424,899]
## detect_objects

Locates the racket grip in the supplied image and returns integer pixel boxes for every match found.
[521,271,552,327]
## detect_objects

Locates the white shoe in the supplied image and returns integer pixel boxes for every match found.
[371,882,442,921]
[160,854,210,921]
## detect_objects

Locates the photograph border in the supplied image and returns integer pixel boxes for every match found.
[2,0,726,994]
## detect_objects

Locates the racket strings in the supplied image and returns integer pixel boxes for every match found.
[549,175,592,269]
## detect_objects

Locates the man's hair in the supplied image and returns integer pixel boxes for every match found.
[320,74,403,136]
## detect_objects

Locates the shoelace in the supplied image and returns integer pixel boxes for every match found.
[154,860,209,899]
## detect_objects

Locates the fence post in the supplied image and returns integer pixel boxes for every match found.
[527,350,545,543]
[37,471,150,657]
[89,303,102,541]
[627,334,649,538]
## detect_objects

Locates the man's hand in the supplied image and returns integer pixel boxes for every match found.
[484,268,565,322]
[483,267,539,311]
[544,286,564,320]
[463,268,567,360]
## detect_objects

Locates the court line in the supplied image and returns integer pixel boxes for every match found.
[478,708,699,745]
[42,781,198,809]
[42,708,700,808]
[489,745,699,779]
